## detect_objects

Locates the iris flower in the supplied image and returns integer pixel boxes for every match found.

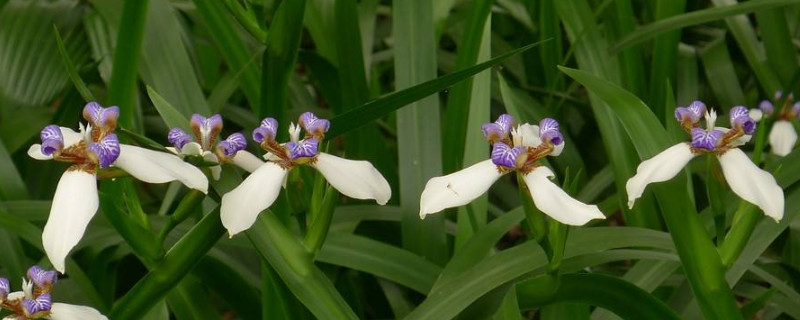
[220,112,391,236]
[626,102,784,221]
[751,91,799,156]
[0,266,106,319]
[418,114,605,226]
[27,102,208,273]
[166,114,264,179]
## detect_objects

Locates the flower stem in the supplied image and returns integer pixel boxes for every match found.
[705,155,727,246]
[156,190,206,245]
[303,186,338,256]
[718,203,760,268]
[517,173,550,253]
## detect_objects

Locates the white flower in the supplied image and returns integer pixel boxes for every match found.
[418,115,604,226]
[0,266,107,320]
[220,113,391,237]
[757,93,799,156]
[627,105,783,221]
[27,102,208,273]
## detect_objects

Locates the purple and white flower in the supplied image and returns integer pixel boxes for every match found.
[627,104,784,221]
[220,112,391,237]
[753,91,800,156]
[27,102,208,273]
[418,114,604,226]
[0,266,106,319]
[166,114,263,180]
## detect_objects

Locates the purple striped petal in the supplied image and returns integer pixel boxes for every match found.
[691,128,723,151]
[299,112,330,136]
[0,277,8,299]
[793,102,800,118]
[82,102,119,128]
[88,134,120,168]
[481,114,513,141]
[27,266,57,289]
[774,91,783,101]
[491,142,525,169]
[253,118,279,143]
[217,133,247,157]
[23,293,51,317]
[675,101,706,124]
[759,100,774,115]
[40,125,64,156]
[286,138,319,159]
[191,114,223,148]
[729,106,756,134]
[539,118,563,145]
[168,128,192,150]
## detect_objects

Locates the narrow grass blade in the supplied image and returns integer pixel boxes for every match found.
[755,8,797,85]
[260,0,306,123]
[107,0,150,131]
[699,34,745,109]
[54,26,95,102]
[147,86,190,131]
[646,0,686,118]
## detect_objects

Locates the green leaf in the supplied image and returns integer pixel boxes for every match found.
[259,0,306,123]
[53,25,95,102]
[107,0,149,131]
[756,8,797,85]
[699,34,744,109]
[327,41,547,138]
[146,86,190,132]
[0,138,27,200]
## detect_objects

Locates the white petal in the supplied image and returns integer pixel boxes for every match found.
[418,159,503,218]
[59,127,84,148]
[550,142,565,156]
[716,127,750,147]
[43,171,98,273]
[28,144,52,160]
[718,148,784,221]
[165,147,181,156]
[113,145,208,193]
[180,142,203,156]
[625,143,696,209]
[311,152,391,205]
[749,109,763,122]
[523,166,605,225]
[512,123,541,147]
[231,150,264,173]
[220,162,288,237]
[768,120,797,156]
[49,303,108,320]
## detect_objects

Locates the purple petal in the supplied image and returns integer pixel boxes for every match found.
[491,142,525,169]
[0,277,8,299]
[675,101,706,123]
[793,102,800,118]
[40,125,64,156]
[191,114,223,148]
[253,118,279,143]
[730,106,756,134]
[299,112,330,136]
[23,293,51,316]
[539,118,563,145]
[88,134,121,168]
[481,114,514,141]
[217,133,247,157]
[691,128,723,151]
[82,102,119,128]
[27,266,57,289]
[774,91,783,100]
[759,100,774,115]
[286,138,319,159]
[168,128,192,150]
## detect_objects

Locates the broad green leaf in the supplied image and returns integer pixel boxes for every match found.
[0,139,27,200]
[699,34,745,109]
[147,86,190,132]
[54,26,95,102]
[107,0,149,131]
[259,0,306,123]
[646,0,686,119]
[166,277,223,320]
[755,8,797,85]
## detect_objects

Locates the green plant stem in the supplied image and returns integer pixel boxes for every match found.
[517,273,681,319]
[517,173,548,245]
[157,190,206,245]
[107,0,150,131]
[706,155,727,246]
[719,203,760,268]
[303,187,338,256]
[109,208,225,320]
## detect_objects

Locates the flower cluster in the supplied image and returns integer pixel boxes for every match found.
[28,102,208,273]
[627,102,784,221]
[419,114,604,226]
[167,114,263,179]
[220,112,391,236]
[753,91,800,156]
[0,266,106,319]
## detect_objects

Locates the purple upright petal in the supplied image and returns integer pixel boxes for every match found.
[491,142,525,169]
[774,91,783,101]
[27,266,58,289]
[83,102,119,128]
[539,118,563,145]
[730,106,756,134]
[481,114,514,142]
[217,133,247,157]
[22,293,51,317]
[168,128,192,150]
[759,100,775,115]
[691,128,723,151]
[0,277,9,299]
[253,118,279,143]
[191,114,223,148]
[88,134,121,168]
[299,112,330,136]
[793,102,800,118]
[286,138,319,159]
[675,101,706,124]
[40,125,64,156]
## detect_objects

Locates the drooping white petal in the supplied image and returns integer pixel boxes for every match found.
[220,162,289,237]
[311,152,391,205]
[524,167,606,226]
[523,166,604,225]
[418,159,503,218]
[165,147,181,156]
[768,120,797,156]
[718,148,784,221]
[180,142,204,156]
[625,143,696,209]
[231,150,264,173]
[49,303,108,320]
[113,145,208,193]
[43,170,98,273]
[28,144,52,160]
